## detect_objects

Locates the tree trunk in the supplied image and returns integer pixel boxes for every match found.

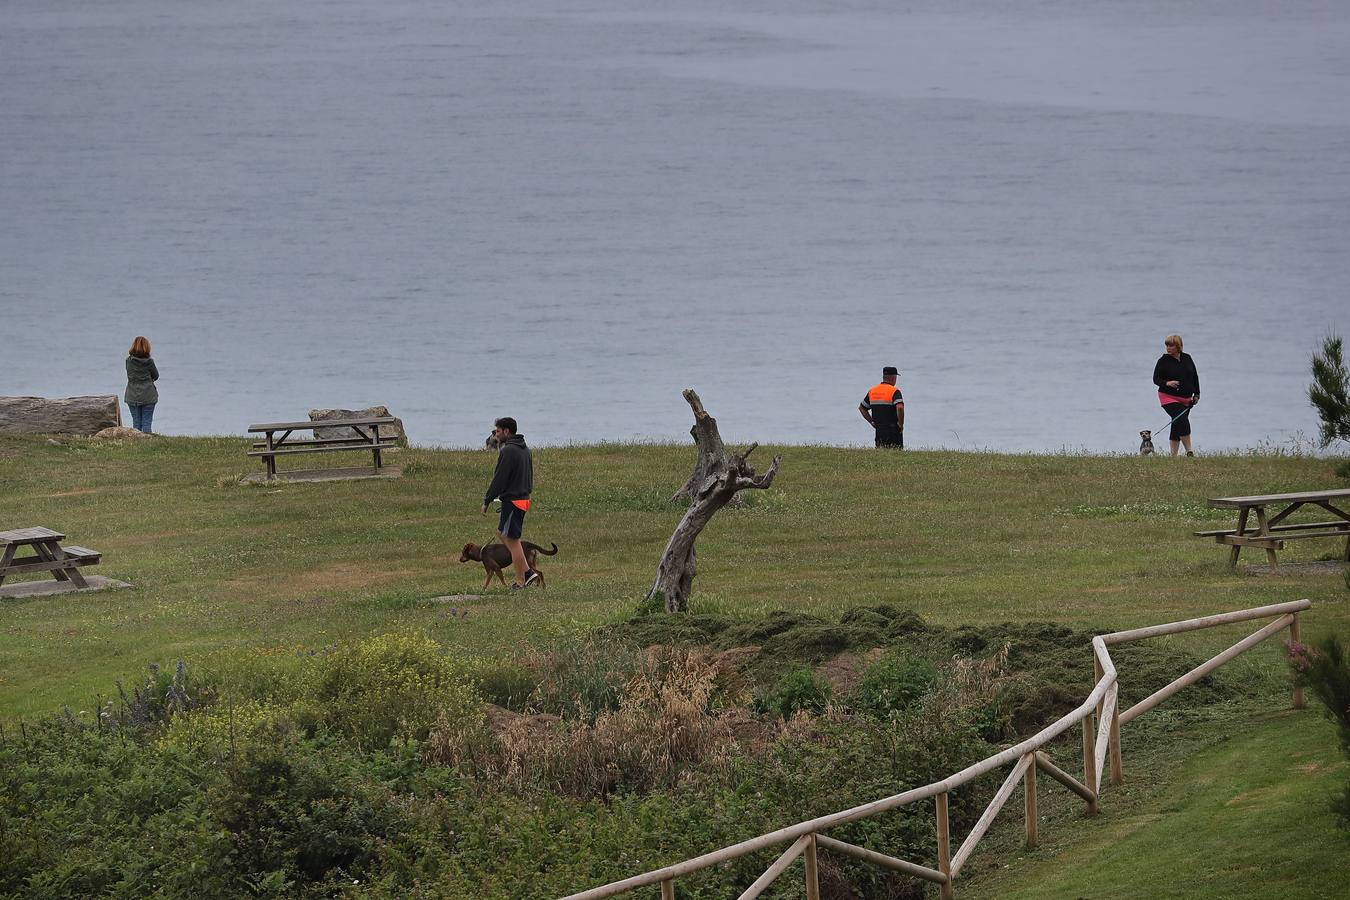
[0,395,122,436]
[648,389,781,612]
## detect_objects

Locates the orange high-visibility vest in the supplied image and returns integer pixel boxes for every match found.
[867,383,902,405]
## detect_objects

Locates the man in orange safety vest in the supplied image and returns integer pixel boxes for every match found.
[859,366,904,448]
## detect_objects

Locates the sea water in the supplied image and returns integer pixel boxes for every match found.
[3,0,1347,451]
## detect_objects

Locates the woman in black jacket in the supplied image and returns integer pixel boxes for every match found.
[1152,333,1199,456]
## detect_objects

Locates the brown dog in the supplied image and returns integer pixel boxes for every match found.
[459,541,558,588]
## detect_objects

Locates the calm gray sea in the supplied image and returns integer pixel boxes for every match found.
[4,0,1347,451]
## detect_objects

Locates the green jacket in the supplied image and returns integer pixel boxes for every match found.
[124,356,159,405]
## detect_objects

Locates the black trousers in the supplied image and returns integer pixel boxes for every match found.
[875,424,903,448]
[1162,402,1192,440]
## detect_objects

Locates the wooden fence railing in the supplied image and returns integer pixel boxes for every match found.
[561,599,1311,900]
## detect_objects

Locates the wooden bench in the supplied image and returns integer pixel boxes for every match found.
[0,527,101,590]
[246,416,399,480]
[1200,489,1350,571]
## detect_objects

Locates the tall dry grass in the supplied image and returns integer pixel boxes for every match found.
[427,646,748,798]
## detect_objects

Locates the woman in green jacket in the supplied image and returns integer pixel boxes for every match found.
[125,336,160,433]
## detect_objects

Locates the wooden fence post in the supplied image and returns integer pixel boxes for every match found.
[661,879,674,900]
[804,833,820,900]
[1082,715,1098,815]
[936,792,954,900]
[1290,613,1305,710]
[1024,752,1038,848]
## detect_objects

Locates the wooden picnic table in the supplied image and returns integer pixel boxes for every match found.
[1197,488,1350,571]
[247,416,399,479]
[0,527,101,590]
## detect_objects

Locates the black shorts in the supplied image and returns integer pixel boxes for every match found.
[875,424,903,448]
[497,502,527,539]
[1162,403,1192,440]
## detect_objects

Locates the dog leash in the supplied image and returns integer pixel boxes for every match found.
[1152,402,1196,435]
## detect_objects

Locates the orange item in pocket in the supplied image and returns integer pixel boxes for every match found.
[510,499,531,511]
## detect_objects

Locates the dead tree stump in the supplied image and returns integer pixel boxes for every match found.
[648,389,781,613]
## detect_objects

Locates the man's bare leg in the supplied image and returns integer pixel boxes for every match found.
[500,533,529,586]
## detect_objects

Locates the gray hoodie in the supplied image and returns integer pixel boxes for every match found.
[124,356,159,405]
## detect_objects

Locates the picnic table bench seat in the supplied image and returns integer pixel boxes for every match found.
[1194,520,1349,537]
[246,442,400,458]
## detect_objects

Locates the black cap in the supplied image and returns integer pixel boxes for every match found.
[882,366,899,376]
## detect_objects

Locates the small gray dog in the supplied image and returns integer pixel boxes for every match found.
[1139,430,1155,456]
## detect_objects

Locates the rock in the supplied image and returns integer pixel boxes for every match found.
[94,426,153,440]
[0,395,122,436]
[308,406,407,446]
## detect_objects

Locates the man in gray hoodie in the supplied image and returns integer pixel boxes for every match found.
[480,416,539,588]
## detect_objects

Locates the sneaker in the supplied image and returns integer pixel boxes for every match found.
[523,569,541,587]
[510,582,525,591]
[1186,451,1195,457]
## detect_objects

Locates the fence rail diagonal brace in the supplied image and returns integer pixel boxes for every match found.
[950,752,1034,877]
[1034,751,1096,804]
[736,835,810,900]
[1094,683,1118,791]
[815,834,948,883]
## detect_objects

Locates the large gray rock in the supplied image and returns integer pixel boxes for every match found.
[0,395,121,436]
[308,406,407,446]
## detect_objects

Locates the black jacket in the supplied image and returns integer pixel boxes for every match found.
[484,434,533,504]
[1153,352,1199,399]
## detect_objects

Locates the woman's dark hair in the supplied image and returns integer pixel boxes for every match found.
[129,336,151,358]
[494,416,517,434]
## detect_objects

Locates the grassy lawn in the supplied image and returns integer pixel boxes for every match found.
[1,434,1347,897]
[962,710,1350,899]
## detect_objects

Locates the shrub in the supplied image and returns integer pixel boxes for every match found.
[748,702,991,899]
[472,659,538,711]
[158,698,286,756]
[1290,637,1350,752]
[429,647,741,799]
[853,655,937,717]
[1290,635,1350,830]
[296,631,479,748]
[109,659,214,738]
[207,722,406,889]
[516,633,643,722]
[760,667,831,719]
[0,718,237,899]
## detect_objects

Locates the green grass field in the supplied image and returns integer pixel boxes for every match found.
[1,434,1348,897]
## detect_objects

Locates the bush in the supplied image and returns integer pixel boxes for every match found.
[853,655,937,718]
[158,698,286,756]
[1291,637,1350,752]
[0,718,236,899]
[429,647,741,799]
[519,634,641,722]
[472,660,538,711]
[1290,635,1350,830]
[295,631,479,748]
[208,722,407,890]
[108,659,214,738]
[760,667,831,719]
